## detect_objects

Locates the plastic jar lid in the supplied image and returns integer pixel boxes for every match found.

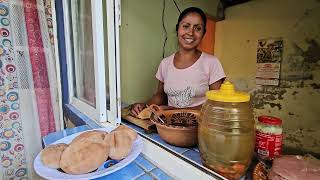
[206,81,250,102]
[258,116,282,125]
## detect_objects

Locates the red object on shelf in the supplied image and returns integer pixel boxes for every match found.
[255,116,283,160]
[258,116,282,125]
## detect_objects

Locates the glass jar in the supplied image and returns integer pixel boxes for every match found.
[199,81,255,180]
[255,116,283,161]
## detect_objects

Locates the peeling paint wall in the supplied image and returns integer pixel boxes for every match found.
[215,0,320,155]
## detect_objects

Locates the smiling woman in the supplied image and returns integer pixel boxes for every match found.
[130,7,226,116]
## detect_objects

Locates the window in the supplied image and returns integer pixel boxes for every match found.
[62,0,121,125]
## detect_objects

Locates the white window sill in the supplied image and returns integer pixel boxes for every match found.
[63,104,247,180]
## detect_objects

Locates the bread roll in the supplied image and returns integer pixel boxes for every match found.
[137,104,161,120]
[60,131,110,175]
[71,130,109,145]
[137,107,151,119]
[41,143,68,169]
[106,131,133,160]
[112,125,137,141]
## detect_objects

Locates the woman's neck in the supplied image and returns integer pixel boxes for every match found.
[176,48,201,62]
[174,48,202,69]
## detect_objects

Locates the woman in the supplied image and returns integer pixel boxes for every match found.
[130,7,226,117]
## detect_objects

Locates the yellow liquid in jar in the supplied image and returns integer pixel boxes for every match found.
[199,125,254,166]
[198,101,255,180]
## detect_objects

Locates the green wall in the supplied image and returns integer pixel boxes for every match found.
[120,0,219,104]
[215,0,320,155]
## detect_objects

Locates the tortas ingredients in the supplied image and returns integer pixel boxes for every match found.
[112,125,137,141]
[137,107,152,119]
[59,131,110,175]
[41,143,68,169]
[268,155,320,180]
[106,130,133,160]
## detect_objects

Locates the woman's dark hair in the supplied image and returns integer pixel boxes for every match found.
[175,7,207,35]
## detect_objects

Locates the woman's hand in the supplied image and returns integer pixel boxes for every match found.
[130,103,147,117]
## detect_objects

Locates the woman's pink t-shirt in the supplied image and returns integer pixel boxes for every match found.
[156,52,226,108]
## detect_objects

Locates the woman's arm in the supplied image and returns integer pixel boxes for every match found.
[209,78,225,90]
[130,81,167,117]
[146,81,167,105]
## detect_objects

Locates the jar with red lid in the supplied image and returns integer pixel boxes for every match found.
[255,116,283,160]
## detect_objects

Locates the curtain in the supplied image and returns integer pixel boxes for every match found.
[0,0,61,179]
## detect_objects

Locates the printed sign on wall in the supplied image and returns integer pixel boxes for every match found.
[256,38,283,86]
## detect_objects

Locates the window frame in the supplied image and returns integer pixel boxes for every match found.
[105,0,122,125]
[61,0,121,124]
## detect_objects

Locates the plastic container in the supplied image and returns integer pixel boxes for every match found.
[198,81,255,180]
[255,116,283,161]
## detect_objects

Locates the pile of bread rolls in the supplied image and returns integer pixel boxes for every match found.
[40,125,137,175]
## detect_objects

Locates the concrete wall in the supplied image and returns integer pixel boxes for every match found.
[215,0,320,155]
[120,0,219,104]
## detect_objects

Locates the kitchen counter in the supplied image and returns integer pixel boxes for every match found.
[122,120,254,180]
[42,125,173,180]
[61,104,220,179]
[59,105,256,179]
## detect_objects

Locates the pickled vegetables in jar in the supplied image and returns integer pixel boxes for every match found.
[199,81,255,180]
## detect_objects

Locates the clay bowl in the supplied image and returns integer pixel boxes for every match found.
[150,108,200,147]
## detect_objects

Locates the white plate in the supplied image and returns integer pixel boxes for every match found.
[34,127,143,180]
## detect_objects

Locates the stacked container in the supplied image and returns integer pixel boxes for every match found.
[255,115,283,161]
[198,81,255,180]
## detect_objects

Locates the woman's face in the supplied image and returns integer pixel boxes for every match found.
[177,12,205,51]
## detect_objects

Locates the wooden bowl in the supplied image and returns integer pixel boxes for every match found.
[150,107,199,147]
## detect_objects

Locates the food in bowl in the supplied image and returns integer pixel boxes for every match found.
[150,107,199,147]
[40,125,137,175]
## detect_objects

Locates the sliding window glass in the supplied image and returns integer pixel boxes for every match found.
[70,0,95,107]
[63,0,121,124]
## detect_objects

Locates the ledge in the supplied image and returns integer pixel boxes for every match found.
[42,125,172,179]
[62,104,249,179]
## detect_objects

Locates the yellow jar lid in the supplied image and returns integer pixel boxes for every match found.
[206,81,250,102]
